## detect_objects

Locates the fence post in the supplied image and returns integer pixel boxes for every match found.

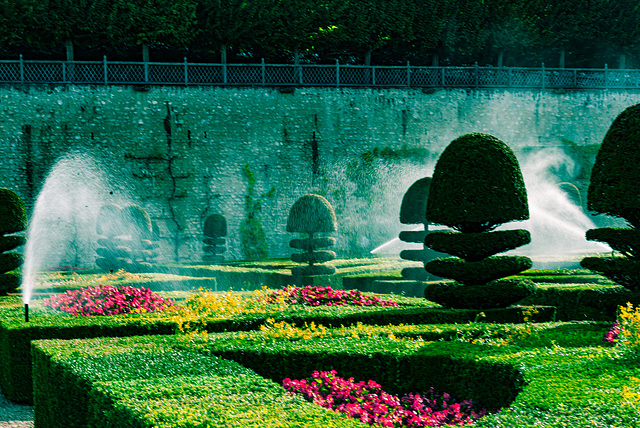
[261,58,265,86]
[19,55,24,84]
[541,62,545,89]
[298,64,303,85]
[441,67,445,87]
[223,62,227,85]
[144,60,149,84]
[62,62,66,83]
[103,56,108,85]
[508,67,512,87]
[407,61,411,87]
[604,63,608,88]
[184,57,188,85]
[372,66,376,86]
[474,62,479,88]
[336,60,340,87]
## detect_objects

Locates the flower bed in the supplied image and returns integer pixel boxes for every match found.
[42,285,174,316]
[284,370,489,427]
[265,285,399,307]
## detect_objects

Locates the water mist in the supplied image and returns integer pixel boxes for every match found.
[21,152,125,306]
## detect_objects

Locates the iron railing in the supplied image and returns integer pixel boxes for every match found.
[1,56,639,89]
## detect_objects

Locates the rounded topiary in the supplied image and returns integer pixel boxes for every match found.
[203,214,227,262]
[399,177,431,225]
[423,133,532,309]
[120,205,153,239]
[587,103,640,226]
[204,214,228,238]
[582,104,640,290]
[426,133,529,233]
[287,194,337,235]
[287,194,337,278]
[0,189,27,235]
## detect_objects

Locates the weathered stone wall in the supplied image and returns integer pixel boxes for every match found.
[0,85,639,266]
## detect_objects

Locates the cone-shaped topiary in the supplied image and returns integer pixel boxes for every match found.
[424,133,533,309]
[287,194,337,277]
[203,214,227,262]
[398,177,443,281]
[0,189,26,295]
[582,103,640,291]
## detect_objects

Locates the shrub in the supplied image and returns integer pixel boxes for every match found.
[616,302,640,357]
[398,177,441,281]
[203,214,227,262]
[287,194,338,277]
[0,189,26,295]
[95,204,157,273]
[583,104,640,290]
[423,134,532,308]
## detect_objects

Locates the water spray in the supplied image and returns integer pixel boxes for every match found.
[24,303,29,323]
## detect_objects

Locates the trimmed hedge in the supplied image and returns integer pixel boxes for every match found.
[31,321,640,428]
[32,340,366,428]
[425,256,533,285]
[424,279,537,309]
[581,256,640,291]
[425,230,531,262]
[0,300,555,403]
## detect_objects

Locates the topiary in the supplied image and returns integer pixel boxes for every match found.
[397,177,442,281]
[203,214,227,263]
[0,189,27,295]
[95,204,156,273]
[424,133,533,309]
[582,103,640,291]
[287,194,338,277]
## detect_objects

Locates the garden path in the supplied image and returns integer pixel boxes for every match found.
[0,393,33,428]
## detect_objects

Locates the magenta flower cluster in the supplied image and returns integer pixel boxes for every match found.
[283,370,488,427]
[42,285,174,316]
[267,285,399,307]
[603,321,621,345]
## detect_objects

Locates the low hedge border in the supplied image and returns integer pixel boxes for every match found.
[0,302,555,403]
[32,340,366,428]
[32,334,524,427]
[32,320,640,428]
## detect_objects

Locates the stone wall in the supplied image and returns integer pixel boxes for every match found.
[0,85,639,266]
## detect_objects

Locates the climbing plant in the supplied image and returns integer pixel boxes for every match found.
[240,163,275,260]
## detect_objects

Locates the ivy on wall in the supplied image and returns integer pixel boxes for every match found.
[240,162,275,260]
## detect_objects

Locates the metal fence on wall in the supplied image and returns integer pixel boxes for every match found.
[1,56,640,89]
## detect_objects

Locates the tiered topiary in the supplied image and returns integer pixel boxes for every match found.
[423,133,535,309]
[203,214,227,263]
[287,194,338,277]
[398,177,444,281]
[95,204,156,273]
[581,103,640,292]
[0,189,27,295]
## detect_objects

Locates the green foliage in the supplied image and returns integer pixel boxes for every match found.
[286,194,337,235]
[587,103,640,226]
[240,163,274,261]
[424,279,537,309]
[399,177,431,225]
[426,133,529,232]
[425,229,531,262]
[120,204,153,238]
[426,256,533,286]
[0,188,27,235]
[0,235,25,252]
[586,227,640,259]
[581,256,640,292]
[204,214,227,238]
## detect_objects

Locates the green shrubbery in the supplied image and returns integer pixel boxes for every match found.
[424,133,533,309]
[0,189,26,295]
[582,103,640,290]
